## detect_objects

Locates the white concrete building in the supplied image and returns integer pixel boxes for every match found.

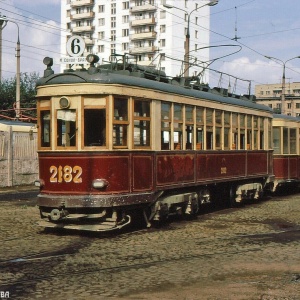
[61,0,213,80]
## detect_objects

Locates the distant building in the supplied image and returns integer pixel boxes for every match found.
[255,82,300,117]
[61,0,213,80]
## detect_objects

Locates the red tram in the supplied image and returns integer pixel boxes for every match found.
[272,114,300,192]
[35,54,274,231]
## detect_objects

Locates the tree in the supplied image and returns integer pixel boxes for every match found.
[0,72,39,121]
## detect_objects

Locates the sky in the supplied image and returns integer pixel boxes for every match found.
[1,0,300,95]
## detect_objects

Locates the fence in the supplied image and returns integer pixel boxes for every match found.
[0,126,38,187]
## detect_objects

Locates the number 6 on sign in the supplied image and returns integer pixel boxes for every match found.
[66,36,85,57]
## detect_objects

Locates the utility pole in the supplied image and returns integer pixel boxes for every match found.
[0,14,8,83]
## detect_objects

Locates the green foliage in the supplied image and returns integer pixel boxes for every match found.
[0,72,39,121]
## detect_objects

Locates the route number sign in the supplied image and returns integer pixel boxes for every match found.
[66,36,85,57]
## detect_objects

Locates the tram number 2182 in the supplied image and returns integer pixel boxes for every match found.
[50,165,83,183]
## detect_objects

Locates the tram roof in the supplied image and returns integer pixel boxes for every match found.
[37,68,273,114]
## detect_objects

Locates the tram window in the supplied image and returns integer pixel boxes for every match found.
[134,120,150,146]
[41,110,50,147]
[283,128,289,154]
[57,109,76,147]
[206,109,213,150]
[196,108,204,150]
[114,98,128,121]
[206,109,213,125]
[161,102,171,150]
[232,113,238,149]
[216,127,221,149]
[113,124,128,146]
[290,128,297,154]
[185,125,193,150]
[247,115,252,150]
[259,118,264,150]
[185,106,194,150]
[273,127,280,154]
[84,109,106,146]
[196,128,203,150]
[174,104,183,150]
[206,126,213,150]
[134,100,151,147]
[240,114,245,150]
[240,130,245,150]
[215,110,222,149]
[113,97,128,147]
[174,123,182,150]
[224,127,230,149]
[224,112,230,149]
[253,116,258,150]
[268,119,272,149]
[185,106,193,123]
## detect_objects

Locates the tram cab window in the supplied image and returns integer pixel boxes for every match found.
[134,100,150,147]
[57,109,76,147]
[84,109,106,146]
[113,98,128,147]
[161,102,171,150]
[41,110,50,147]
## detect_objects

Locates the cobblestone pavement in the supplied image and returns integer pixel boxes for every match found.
[0,192,299,300]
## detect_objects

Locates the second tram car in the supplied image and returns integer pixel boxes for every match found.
[272,114,300,192]
[35,54,274,231]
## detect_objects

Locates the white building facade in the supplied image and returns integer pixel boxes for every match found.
[61,0,212,79]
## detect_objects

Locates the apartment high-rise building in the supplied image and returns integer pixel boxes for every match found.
[61,0,213,80]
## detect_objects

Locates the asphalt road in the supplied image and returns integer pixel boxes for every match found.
[0,191,299,300]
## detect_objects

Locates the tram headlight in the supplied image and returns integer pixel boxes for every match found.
[86,54,99,65]
[59,97,71,109]
[34,179,45,188]
[92,179,108,189]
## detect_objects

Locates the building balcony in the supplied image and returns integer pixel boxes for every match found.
[131,17,156,27]
[70,0,94,7]
[129,46,158,54]
[136,61,156,67]
[130,31,157,40]
[130,4,156,13]
[84,38,94,45]
[72,25,95,33]
[71,12,95,20]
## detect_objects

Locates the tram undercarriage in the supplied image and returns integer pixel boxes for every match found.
[37,178,268,232]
